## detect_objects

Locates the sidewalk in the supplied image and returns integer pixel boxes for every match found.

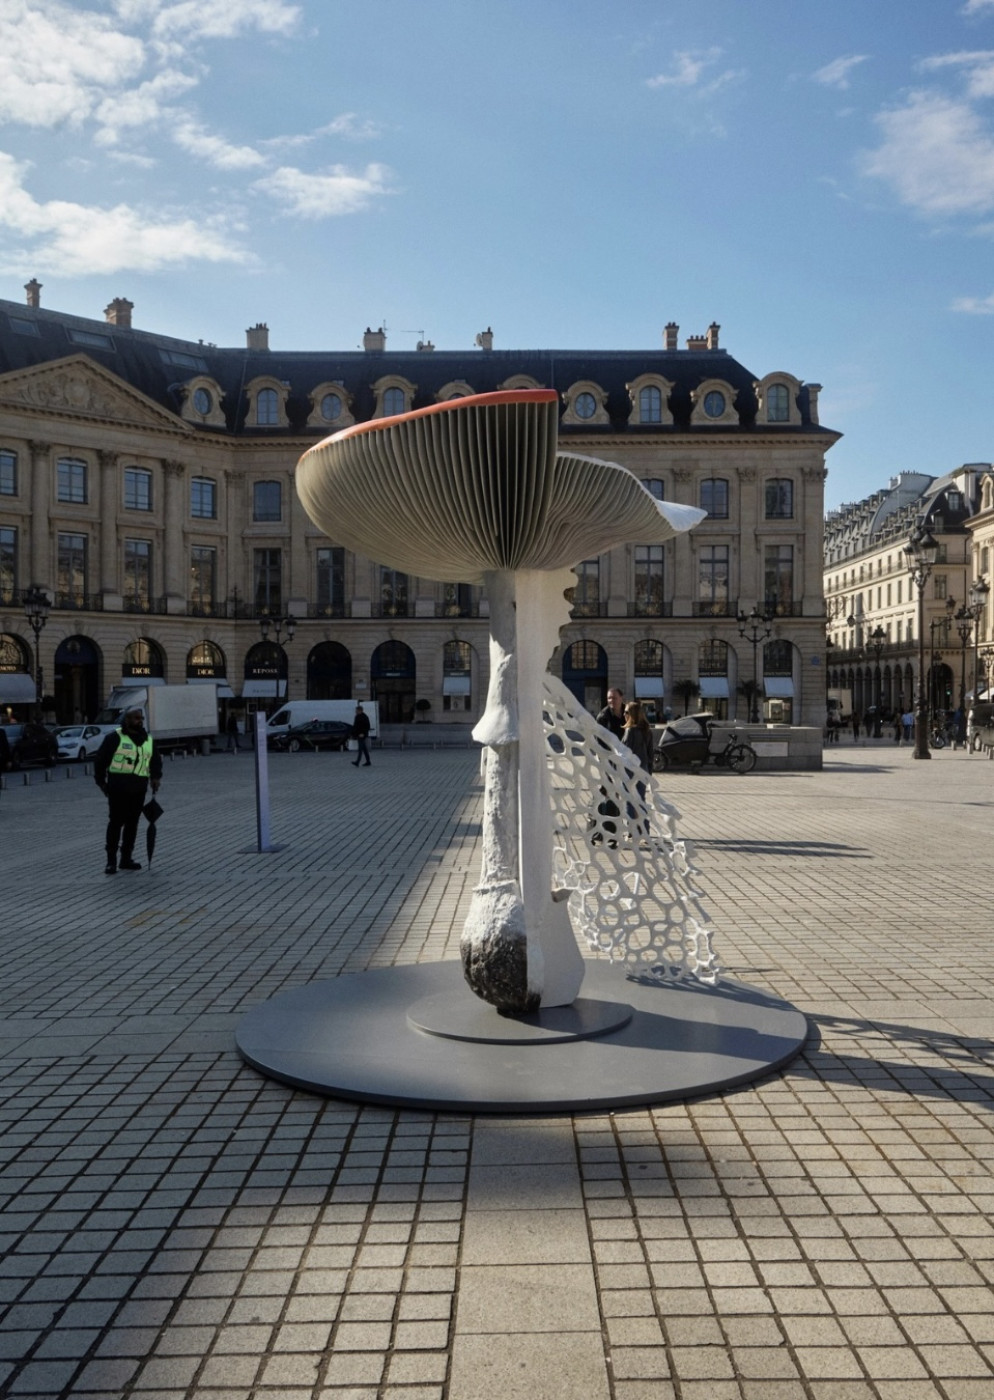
[0,744,992,1399]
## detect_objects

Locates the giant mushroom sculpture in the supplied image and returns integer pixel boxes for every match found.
[296,389,705,1015]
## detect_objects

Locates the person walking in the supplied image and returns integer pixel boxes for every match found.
[93,706,162,874]
[622,700,654,837]
[351,703,372,767]
[225,709,241,753]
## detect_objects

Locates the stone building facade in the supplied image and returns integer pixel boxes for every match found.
[0,289,836,728]
[824,466,993,722]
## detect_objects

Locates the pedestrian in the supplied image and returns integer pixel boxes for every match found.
[93,706,162,874]
[592,686,625,843]
[902,708,914,743]
[622,700,654,837]
[226,709,241,753]
[351,703,372,767]
[596,687,626,741]
[852,712,860,742]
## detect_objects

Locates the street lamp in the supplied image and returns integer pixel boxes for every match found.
[258,613,296,705]
[736,604,774,724]
[865,624,886,712]
[903,527,939,760]
[980,645,994,700]
[22,586,50,719]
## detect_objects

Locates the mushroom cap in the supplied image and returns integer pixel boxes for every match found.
[296,389,705,584]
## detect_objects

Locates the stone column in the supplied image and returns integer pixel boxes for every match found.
[670,466,694,614]
[162,459,185,613]
[98,450,119,602]
[28,441,51,592]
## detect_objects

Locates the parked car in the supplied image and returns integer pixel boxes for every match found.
[55,724,115,761]
[10,722,58,769]
[270,719,352,753]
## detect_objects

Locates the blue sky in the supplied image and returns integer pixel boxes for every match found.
[3,0,994,509]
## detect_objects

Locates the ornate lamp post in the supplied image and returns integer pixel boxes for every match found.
[259,613,296,704]
[980,645,994,700]
[736,604,774,724]
[22,586,51,719]
[904,527,939,760]
[865,625,886,712]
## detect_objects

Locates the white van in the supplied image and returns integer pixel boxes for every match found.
[265,699,379,743]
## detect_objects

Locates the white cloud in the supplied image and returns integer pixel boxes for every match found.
[94,69,198,145]
[859,90,994,215]
[918,50,994,98]
[962,0,994,13]
[952,291,994,311]
[646,49,723,89]
[173,120,266,170]
[151,0,300,41]
[0,150,248,274]
[812,55,869,90]
[318,113,384,141]
[255,163,394,218]
[0,0,146,127]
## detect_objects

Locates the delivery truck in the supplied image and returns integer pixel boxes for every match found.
[96,684,219,749]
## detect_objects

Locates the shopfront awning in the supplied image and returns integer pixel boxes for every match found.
[698,677,729,698]
[0,672,36,705]
[242,679,287,699]
[763,677,794,698]
[442,675,471,695]
[634,677,664,698]
[187,678,236,698]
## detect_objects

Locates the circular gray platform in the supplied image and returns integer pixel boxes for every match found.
[236,961,809,1113]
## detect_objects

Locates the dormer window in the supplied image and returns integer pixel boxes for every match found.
[372,376,416,418]
[639,386,662,423]
[690,378,737,426]
[562,380,609,426]
[257,388,278,426]
[307,382,355,431]
[754,372,802,426]
[193,388,212,415]
[767,384,789,421]
[626,373,674,426]
[321,392,343,423]
[181,376,226,427]
[703,391,725,419]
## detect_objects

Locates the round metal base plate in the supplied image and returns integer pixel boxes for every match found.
[236,961,808,1114]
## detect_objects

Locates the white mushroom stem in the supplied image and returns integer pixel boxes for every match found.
[469,567,583,1009]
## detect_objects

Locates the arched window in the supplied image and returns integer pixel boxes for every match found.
[763,640,792,675]
[383,386,405,416]
[256,388,279,426]
[123,637,165,679]
[639,385,662,423]
[307,641,352,700]
[767,384,790,422]
[187,640,226,679]
[371,640,416,723]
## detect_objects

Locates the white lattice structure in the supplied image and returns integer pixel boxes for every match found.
[542,676,721,984]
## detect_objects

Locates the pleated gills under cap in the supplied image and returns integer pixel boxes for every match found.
[296,389,706,584]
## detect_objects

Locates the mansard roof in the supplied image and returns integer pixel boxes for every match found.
[0,298,834,439]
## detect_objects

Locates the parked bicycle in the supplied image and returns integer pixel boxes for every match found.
[653,713,757,774]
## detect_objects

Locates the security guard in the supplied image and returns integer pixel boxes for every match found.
[93,707,162,874]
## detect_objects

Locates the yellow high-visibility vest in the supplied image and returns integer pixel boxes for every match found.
[108,731,153,779]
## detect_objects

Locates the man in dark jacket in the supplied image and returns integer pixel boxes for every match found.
[94,707,162,873]
[351,703,372,767]
[596,687,625,740]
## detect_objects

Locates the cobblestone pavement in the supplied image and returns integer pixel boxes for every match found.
[0,740,992,1400]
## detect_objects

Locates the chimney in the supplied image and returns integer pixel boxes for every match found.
[363,326,386,352]
[706,322,720,350]
[663,322,678,351]
[246,323,270,351]
[104,297,133,329]
[686,333,707,351]
[24,279,42,309]
[475,327,494,351]
[416,340,435,352]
